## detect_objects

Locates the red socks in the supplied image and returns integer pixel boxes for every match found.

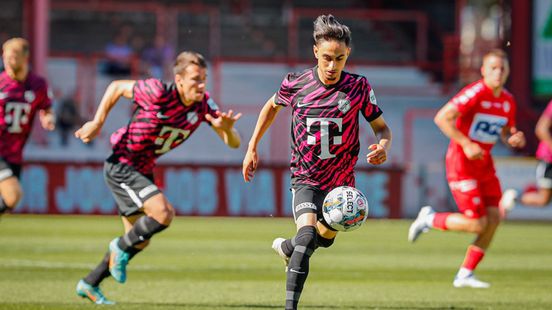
[432,212,452,230]
[462,245,485,270]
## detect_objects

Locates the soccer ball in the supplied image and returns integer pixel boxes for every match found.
[322,186,368,232]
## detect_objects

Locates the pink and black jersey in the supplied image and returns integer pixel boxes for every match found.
[0,71,52,164]
[536,100,552,163]
[110,78,219,174]
[275,67,382,191]
[445,79,517,180]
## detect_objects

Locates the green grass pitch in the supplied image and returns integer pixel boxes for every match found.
[0,215,551,309]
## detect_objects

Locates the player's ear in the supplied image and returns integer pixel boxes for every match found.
[346,47,351,58]
[313,45,319,59]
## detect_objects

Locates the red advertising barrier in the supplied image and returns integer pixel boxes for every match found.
[16,162,403,218]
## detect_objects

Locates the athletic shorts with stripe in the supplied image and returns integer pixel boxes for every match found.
[104,157,161,217]
[536,160,552,189]
[0,157,21,181]
[291,184,335,231]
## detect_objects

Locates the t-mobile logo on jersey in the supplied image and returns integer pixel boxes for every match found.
[4,102,31,133]
[154,126,190,154]
[306,117,342,159]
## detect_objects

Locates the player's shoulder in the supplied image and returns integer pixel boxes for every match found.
[203,91,219,110]
[140,78,166,90]
[458,80,486,97]
[27,71,48,89]
[343,71,370,87]
[501,87,515,101]
[283,67,313,83]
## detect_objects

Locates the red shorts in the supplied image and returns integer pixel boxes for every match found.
[447,176,502,219]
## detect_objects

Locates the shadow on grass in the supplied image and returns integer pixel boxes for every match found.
[132,303,474,310]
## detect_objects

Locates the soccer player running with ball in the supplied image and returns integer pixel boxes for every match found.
[408,49,526,288]
[0,38,55,218]
[242,15,391,310]
[74,51,241,304]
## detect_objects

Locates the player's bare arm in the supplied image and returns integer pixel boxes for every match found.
[501,126,526,148]
[39,108,56,131]
[435,103,483,160]
[206,109,242,148]
[366,115,392,165]
[75,80,135,143]
[242,95,282,182]
[535,113,552,151]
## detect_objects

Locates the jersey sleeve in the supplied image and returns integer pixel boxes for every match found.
[360,79,383,122]
[37,79,52,110]
[448,83,481,114]
[202,92,220,124]
[542,100,552,119]
[274,72,298,107]
[507,96,517,128]
[132,78,165,109]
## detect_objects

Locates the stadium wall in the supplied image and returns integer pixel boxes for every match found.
[16,162,403,218]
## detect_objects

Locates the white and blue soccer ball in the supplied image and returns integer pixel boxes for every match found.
[322,186,369,232]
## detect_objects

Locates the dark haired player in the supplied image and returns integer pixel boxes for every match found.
[0,37,55,218]
[243,15,392,310]
[75,51,241,304]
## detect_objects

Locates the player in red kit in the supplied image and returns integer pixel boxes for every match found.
[243,15,391,310]
[0,38,55,218]
[408,49,526,288]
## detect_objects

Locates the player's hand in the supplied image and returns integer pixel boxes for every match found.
[75,120,102,144]
[39,110,56,131]
[463,142,484,160]
[205,110,242,132]
[507,127,526,148]
[366,144,387,165]
[242,148,258,182]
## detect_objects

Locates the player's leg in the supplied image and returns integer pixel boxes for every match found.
[519,161,552,207]
[453,178,502,288]
[274,186,322,310]
[409,179,487,242]
[0,160,23,215]
[108,192,172,283]
[274,209,338,257]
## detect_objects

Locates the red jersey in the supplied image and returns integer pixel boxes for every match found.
[445,80,516,180]
[0,71,52,164]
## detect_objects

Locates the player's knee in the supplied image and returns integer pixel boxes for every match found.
[471,218,487,234]
[486,213,500,228]
[3,187,23,209]
[150,203,174,225]
[316,235,335,248]
[294,226,317,253]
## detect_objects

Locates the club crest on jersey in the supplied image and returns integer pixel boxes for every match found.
[187,111,198,124]
[337,99,351,113]
[24,91,35,102]
[503,101,510,112]
[468,113,507,144]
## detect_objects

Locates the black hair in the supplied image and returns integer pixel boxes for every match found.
[313,15,351,46]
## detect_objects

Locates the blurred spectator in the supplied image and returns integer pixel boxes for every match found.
[103,25,134,76]
[56,96,80,146]
[141,36,174,80]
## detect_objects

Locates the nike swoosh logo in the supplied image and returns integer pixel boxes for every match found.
[296,100,313,108]
[157,112,169,119]
[288,269,306,274]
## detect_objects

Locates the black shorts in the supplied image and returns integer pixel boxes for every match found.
[0,157,21,181]
[536,160,552,189]
[291,184,335,231]
[104,158,162,217]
